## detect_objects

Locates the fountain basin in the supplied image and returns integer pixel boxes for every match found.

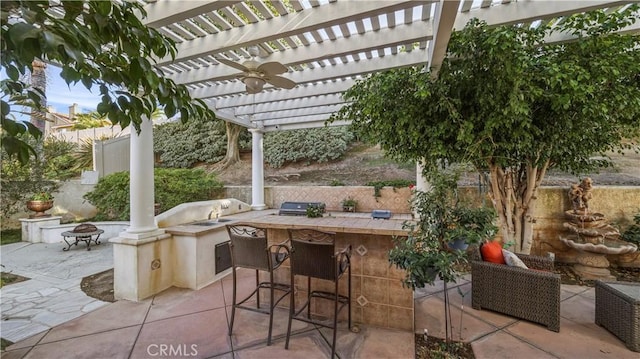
[564,210,606,227]
[560,235,638,255]
[563,222,620,238]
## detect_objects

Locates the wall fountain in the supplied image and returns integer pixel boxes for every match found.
[559,178,638,280]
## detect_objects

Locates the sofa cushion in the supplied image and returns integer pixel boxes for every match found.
[481,241,506,264]
[502,249,528,269]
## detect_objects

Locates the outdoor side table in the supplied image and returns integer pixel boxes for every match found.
[595,280,640,352]
[61,229,104,251]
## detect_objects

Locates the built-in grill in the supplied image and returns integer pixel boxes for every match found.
[278,201,326,216]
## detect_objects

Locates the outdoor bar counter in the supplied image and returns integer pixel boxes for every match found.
[244,211,414,332]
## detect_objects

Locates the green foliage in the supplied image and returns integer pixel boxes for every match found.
[335,7,640,252]
[389,169,496,289]
[330,179,345,186]
[305,204,325,218]
[153,119,250,168]
[366,179,415,198]
[73,138,96,172]
[29,192,53,201]
[1,0,214,164]
[336,11,640,174]
[0,180,57,223]
[71,112,112,130]
[341,197,357,207]
[1,134,78,181]
[43,136,79,180]
[264,127,355,168]
[621,211,640,246]
[84,168,223,220]
[0,133,65,221]
[1,229,21,245]
[155,168,223,213]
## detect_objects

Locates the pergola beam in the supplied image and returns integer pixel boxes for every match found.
[142,1,242,28]
[166,20,433,85]
[189,49,428,99]
[155,0,425,66]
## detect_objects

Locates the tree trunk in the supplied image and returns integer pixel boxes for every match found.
[215,122,243,169]
[30,60,47,131]
[488,159,550,254]
[30,60,47,182]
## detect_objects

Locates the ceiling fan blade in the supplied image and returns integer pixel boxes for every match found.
[216,57,250,72]
[257,61,288,75]
[266,76,296,89]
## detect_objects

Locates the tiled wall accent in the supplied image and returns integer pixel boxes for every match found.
[264,229,414,332]
[224,185,413,214]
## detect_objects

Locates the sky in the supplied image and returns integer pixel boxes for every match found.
[0,64,102,121]
[45,65,102,116]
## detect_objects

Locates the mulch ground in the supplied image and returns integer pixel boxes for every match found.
[80,268,115,303]
[0,272,29,287]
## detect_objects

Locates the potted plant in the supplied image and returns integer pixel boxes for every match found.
[341,197,358,212]
[388,168,497,353]
[446,204,498,251]
[26,191,54,218]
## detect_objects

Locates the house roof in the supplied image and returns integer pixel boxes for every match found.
[141,0,638,132]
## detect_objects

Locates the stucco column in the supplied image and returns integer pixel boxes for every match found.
[249,128,267,210]
[111,115,168,302]
[416,160,430,192]
[125,116,162,237]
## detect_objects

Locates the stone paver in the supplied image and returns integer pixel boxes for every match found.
[1,241,113,343]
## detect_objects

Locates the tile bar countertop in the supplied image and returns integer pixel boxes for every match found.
[239,211,412,236]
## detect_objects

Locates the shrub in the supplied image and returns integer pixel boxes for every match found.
[1,134,79,181]
[366,179,415,199]
[621,211,640,246]
[153,119,251,168]
[264,126,354,168]
[84,168,223,220]
[43,137,79,180]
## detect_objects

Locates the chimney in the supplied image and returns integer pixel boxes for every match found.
[69,103,78,119]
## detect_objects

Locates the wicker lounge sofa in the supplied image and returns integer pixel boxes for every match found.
[471,246,561,332]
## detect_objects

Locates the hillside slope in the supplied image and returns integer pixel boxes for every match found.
[214,144,640,187]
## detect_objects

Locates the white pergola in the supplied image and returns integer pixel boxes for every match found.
[129,0,638,210]
[142,0,638,131]
[115,0,638,300]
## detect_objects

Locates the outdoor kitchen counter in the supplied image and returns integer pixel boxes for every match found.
[244,211,412,236]
[244,211,415,332]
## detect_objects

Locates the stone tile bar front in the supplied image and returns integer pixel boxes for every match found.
[244,212,413,332]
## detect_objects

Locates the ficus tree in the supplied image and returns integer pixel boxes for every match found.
[333,7,640,254]
[1,0,214,164]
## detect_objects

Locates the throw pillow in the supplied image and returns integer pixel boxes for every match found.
[502,249,528,269]
[480,241,506,264]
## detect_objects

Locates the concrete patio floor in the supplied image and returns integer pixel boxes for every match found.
[1,241,637,359]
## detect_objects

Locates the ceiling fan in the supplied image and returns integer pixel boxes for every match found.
[216,46,296,94]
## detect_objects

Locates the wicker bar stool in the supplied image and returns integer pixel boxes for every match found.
[285,228,352,358]
[226,224,291,346]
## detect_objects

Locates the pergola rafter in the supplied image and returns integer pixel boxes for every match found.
[140,0,638,132]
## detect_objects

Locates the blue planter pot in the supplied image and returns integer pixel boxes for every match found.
[448,238,469,251]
